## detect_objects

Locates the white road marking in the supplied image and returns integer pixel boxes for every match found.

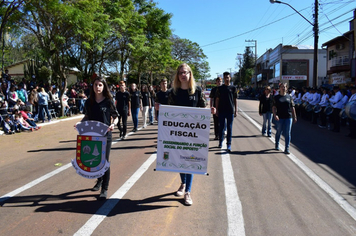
[0,124,144,203]
[220,142,246,236]
[0,163,72,202]
[239,108,356,221]
[73,153,157,235]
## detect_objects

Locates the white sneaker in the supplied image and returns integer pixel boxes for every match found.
[184,192,193,206]
[176,183,186,196]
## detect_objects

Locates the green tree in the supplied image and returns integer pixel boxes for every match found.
[129,1,172,86]
[170,35,210,82]
[0,0,25,71]
[235,47,255,87]
[22,0,106,115]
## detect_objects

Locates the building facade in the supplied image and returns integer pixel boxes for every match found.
[255,44,327,89]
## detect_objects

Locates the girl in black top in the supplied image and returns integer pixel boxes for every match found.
[167,63,212,206]
[140,84,151,128]
[77,76,118,200]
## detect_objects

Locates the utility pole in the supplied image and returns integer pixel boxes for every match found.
[245,39,257,62]
[313,0,319,88]
[270,0,318,88]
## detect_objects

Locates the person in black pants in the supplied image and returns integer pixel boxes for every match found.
[209,77,222,140]
[115,81,130,139]
[75,76,119,200]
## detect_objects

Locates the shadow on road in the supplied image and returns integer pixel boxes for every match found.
[1,190,180,215]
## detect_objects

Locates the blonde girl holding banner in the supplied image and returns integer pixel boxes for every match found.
[167,63,214,205]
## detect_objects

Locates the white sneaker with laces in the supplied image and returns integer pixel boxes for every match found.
[176,183,186,196]
[184,192,193,206]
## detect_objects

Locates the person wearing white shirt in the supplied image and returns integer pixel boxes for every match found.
[318,88,330,128]
[328,86,343,132]
[301,88,310,102]
[290,87,296,100]
[301,87,310,119]
[346,86,356,138]
[310,88,321,124]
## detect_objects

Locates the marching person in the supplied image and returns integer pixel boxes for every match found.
[155,78,169,121]
[215,72,238,152]
[129,83,141,132]
[167,63,212,206]
[115,81,130,139]
[140,84,151,128]
[272,83,297,154]
[310,88,321,124]
[259,86,273,137]
[75,76,118,200]
[346,86,356,139]
[318,88,330,128]
[209,77,223,140]
[328,86,343,132]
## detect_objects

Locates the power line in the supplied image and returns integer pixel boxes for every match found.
[201,10,308,48]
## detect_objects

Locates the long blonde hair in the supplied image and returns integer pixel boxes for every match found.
[172,63,196,95]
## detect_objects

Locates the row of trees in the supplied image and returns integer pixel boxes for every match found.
[1,0,210,92]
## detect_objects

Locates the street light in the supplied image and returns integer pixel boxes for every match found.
[270,0,318,88]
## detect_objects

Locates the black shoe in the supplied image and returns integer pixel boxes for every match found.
[132,128,137,132]
[92,180,102,191]
[214,136,219,140]
[99,190,107,200]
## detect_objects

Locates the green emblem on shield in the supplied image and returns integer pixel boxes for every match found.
[81,140,102,168]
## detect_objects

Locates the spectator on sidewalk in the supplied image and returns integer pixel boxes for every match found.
[37,87,52,123]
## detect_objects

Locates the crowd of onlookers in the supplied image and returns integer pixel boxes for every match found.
[0,69,165,136]
[0,70,91,135]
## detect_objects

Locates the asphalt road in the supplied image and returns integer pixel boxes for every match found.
[0,98,355,236]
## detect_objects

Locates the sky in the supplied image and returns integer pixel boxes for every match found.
[156,0,356,80]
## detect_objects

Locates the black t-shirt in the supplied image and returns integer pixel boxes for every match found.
[259,94,273,113]
[141,91,150,107]
[155,90,169,105]
[216,84,237,113]
[168,87,206,108]
[84,98,116,126]
[209,86,218,107]
[273,94,295,119]
[130,90,141,109]
[115,91,130,111]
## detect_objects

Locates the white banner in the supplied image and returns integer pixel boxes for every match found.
[156,105,211,175]
[282,75,307,80]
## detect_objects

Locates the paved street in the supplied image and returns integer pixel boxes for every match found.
[0,98,356,236]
